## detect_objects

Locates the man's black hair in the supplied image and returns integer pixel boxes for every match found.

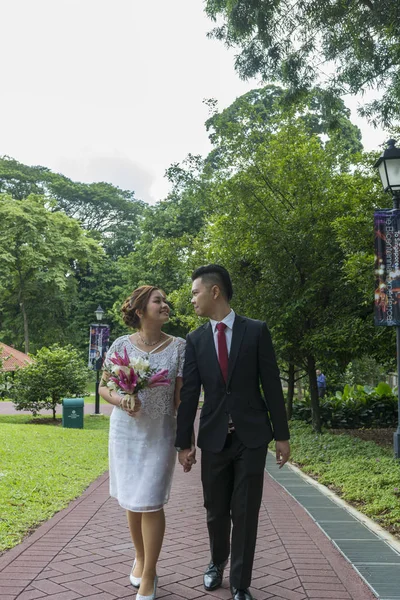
[191,264,233,301]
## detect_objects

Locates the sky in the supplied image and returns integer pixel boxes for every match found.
[0,0,389,204]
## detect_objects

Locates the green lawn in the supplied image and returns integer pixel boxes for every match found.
[285,421,400,537]
[0,414,109,552]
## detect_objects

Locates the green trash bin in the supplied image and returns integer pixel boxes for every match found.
[62,398,84,429]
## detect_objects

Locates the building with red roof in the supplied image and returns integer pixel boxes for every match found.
[0,343,33,371]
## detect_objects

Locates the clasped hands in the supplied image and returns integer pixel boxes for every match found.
[178,446,197,472]
[119,393,141,417]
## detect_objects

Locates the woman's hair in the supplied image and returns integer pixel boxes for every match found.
[121,285,165,329]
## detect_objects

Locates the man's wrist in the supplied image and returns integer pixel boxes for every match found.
[175,446,188,452]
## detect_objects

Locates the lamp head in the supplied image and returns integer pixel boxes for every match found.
[374,139,400,197]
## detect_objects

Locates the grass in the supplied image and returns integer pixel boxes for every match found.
[0,414,109,552]
[83,380,108,404]
[285,421,400,537]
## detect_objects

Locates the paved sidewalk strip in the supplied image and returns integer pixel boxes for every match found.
[0,453,378,600]
[266,455,400,600]
[0,402,114,417]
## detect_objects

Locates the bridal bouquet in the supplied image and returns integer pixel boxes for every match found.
[106,347,170,411]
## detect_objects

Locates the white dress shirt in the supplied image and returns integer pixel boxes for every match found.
[210,309,236,358]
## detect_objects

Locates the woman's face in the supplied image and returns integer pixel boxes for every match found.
[142,289,170,325]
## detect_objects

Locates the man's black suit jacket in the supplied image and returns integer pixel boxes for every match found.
[175,314,290,453]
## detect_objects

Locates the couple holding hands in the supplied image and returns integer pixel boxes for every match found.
[99,264,290,600]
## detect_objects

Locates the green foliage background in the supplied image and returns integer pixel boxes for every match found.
[0,83,396,425]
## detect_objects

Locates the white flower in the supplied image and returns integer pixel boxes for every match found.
[129,357,150,372]
[107,380,117,390]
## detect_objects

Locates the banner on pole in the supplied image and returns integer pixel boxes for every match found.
[374,209,400,326]
[88,324,110,369]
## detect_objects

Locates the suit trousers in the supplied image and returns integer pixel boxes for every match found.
[201,432,268,589]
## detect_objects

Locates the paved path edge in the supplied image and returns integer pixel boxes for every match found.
[287,462,400,554]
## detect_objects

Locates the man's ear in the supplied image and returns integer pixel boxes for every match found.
[212,285,220,300]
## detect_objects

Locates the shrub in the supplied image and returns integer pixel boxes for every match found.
[11,344,88,419]
[292,383,398,428]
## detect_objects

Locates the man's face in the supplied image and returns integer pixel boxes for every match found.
[191,277,215,317]
[316,370,321,376]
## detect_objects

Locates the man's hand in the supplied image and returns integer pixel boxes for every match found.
[275,440,290,469]
[178,446,197,472]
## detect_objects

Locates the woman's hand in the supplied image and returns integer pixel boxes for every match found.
[119,394,141,417]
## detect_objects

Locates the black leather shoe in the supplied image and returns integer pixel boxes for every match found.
[230,587,254,600]
[203,561,227,591]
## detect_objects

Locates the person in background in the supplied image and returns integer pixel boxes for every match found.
[316,369,327,398]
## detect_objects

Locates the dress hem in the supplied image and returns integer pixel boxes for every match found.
[111,493,169,513]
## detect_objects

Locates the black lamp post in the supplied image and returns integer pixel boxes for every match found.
[374,139,400,458]
[94,305,104,415]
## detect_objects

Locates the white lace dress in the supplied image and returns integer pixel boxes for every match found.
[104,335,185,512]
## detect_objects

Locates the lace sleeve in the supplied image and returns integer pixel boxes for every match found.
[176,337,186,378]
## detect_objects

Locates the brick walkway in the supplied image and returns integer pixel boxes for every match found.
[0,453,376,600]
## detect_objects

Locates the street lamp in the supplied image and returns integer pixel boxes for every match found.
[94,305,104,415]
[374,139,400,458]
[95,305,104,322]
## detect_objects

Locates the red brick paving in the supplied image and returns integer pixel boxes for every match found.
[0,451,376,600]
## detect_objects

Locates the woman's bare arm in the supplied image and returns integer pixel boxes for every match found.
[98,370,121,407]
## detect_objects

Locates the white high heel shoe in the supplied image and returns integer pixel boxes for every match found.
[129,559,141,588]
[136,575,158,600]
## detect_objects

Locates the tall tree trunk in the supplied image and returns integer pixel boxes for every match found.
[306,355,321,433]
[296,377,303,399]
[18,286,29,353]
[286,362,295,420]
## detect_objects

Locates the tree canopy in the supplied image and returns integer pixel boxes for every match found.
[204,0,400,126]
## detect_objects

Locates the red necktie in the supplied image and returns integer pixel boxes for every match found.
[216,322,228,382]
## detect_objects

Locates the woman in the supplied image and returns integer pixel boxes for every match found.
[99,285,186,600]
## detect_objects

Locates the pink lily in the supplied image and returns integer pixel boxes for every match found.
[118,368,138,394]
[109,347,130,367]
[148,369,170,388]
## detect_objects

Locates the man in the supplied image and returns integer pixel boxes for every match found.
[316,369,327,398]
[92,350,103,371]
[175,265,290,600]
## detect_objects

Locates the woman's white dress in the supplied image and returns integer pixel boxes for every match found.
[104,335,185,512]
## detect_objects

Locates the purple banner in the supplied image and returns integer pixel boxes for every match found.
[88,324,110,369]
[374,209,400,326]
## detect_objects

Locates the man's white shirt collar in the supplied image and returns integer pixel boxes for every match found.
[210,309,235,332]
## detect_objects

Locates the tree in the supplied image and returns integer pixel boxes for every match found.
[204,0,400,126]
[0,156,145,237]
[0,194,102,353]
[168,92,388,431]
[204,85,362,169]
[11,345,88,420]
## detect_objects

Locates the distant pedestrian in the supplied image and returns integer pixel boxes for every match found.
[316,369,327,398]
